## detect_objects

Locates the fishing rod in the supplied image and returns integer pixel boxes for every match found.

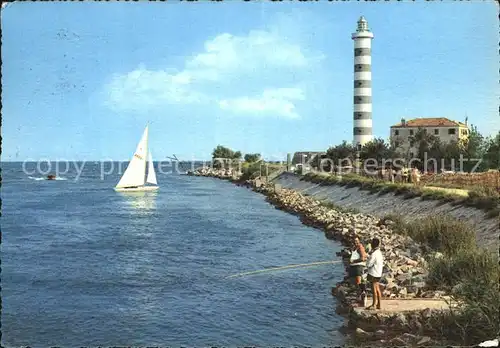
[224,260,343,279]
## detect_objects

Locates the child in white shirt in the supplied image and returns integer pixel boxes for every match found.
[366,237,384,310]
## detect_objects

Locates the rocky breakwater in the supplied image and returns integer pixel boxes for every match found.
[189,167,246,182]
[258,184,452,346]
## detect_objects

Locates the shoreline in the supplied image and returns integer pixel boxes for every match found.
[190,168,462,346]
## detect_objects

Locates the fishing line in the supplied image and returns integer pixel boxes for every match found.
[225,260,343,279]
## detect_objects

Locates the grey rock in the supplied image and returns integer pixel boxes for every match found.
[389,337,407,345]
[396,273,412,282]
[355,327,371,338]
[401,332,419,343]
[421,308,433,319]
[417,336,432,345]
[413,281,427,288]
[392,313,407,327]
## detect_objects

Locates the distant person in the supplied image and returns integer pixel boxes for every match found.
[402,167,409,183]
[349,235,367,306]
[366,237,384,310]
[395,169,402,183]
[388,167,395,183]
[411,168,421,185]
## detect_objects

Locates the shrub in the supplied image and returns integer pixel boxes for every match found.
[402,187,422,199]
[327,176,342,185]
[377,184,398,195]
[404,216,476,256]
[239,162,278,181]
[382,214,476,257]
[426,248,500,345]
[486,207,500,219]
[426,248,496,289]
[466,187,500,212]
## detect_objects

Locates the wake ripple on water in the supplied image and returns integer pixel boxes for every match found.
[28,176,68,181]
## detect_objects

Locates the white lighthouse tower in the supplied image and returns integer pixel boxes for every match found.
[352,16,374,150]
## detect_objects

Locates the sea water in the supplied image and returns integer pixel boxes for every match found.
[1,162,346,347]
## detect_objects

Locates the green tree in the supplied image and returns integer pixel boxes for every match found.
[211,145,241,168]
[460,125,487,171]
[463,125,485,157]
[325,141,355,170]
[211,145,242,160]
[482,131,500,170]
[212,145,234,159]
[244,153,261,163]
[409,127,437,162]
[359,138,396,166]
[443,140,462,171]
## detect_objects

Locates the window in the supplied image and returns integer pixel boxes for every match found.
[409,130,414,135]
[394,130,399,136]
[410,140,415,147]
[462,129,468,135]
[434,129,439,135]
[448,128,456,135]
[409,152,414,157]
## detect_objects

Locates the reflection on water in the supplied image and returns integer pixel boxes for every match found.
[118,191,158,211]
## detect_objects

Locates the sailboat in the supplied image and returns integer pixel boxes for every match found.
[114,125,159,192]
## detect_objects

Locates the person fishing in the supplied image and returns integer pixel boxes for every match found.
[349,235,367,306]
[366,237,384,310]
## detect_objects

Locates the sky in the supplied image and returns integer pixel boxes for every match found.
[2,1,499,161]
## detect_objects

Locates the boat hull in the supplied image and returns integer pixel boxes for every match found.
[114,186,159,192]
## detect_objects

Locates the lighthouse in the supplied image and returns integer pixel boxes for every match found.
[352,16,374,150]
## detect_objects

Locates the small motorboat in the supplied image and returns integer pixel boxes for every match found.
[47,174,56,180]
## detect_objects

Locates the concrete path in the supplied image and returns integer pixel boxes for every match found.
[353,297,453,314]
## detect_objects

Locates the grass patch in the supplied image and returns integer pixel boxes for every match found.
[301,172,499,213]
[421,189,447,201]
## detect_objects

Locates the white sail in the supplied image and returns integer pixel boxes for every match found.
[115,126,149,188]
[146,151,157,185]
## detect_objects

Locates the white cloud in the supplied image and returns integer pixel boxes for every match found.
[103,22,323,118]
[186,30,309,75]
[219,87,305,119]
